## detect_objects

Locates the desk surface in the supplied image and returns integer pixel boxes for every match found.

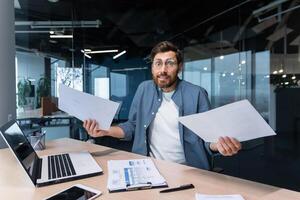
[17,108,70,119]
[0,138,299,200]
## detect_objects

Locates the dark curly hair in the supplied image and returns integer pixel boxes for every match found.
[150,41,183,64]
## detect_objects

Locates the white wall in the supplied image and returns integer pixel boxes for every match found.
[16,51,45,82]
[0,0,15,148]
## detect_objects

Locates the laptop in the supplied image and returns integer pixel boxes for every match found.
[0,120,103,187]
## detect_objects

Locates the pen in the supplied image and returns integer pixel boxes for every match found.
[159,183,194,193]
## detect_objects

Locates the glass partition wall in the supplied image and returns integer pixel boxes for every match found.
[181,1,300,190]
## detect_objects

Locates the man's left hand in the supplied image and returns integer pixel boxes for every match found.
[210,137,241,156]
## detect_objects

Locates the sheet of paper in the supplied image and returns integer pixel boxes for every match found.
[107,159,167,192]
[178,100,276,142]
[58,84,119,130]
[196,194,245,200]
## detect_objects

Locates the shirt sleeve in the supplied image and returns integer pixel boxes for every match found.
[197,88,219,156]
[118,83,143,141]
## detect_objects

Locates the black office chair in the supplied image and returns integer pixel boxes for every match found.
[211,154,224,173]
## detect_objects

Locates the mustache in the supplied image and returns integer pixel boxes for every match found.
[157,72,169,77]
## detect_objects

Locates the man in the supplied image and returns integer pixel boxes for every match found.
[83,41,241,170]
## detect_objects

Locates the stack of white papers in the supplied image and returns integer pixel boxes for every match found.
[179,100,276,142]
[107,159,167,192]
[58,84,120,130]
[196,194,245,200]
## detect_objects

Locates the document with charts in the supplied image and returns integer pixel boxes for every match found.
[107,159,167,192]
[58,84,119,130]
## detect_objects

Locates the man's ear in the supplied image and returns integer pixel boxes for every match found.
[178,63,183,73]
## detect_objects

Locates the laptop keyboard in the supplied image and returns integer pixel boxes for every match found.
[48,154,76,179]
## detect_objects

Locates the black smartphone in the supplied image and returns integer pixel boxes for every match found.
[44,184,102,200]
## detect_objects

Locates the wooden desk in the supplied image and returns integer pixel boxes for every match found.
[0,138,299,200]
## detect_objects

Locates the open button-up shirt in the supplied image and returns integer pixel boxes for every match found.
[119,79,213,170]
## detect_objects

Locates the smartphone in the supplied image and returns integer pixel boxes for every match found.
[44,184,102,200]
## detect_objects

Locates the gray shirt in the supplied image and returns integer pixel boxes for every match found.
[119,79,213,170]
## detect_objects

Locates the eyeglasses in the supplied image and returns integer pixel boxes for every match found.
[152,59,178,69]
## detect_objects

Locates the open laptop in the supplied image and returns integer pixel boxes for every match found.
[0,120,103,187]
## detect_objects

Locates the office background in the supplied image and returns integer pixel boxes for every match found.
[1,0,300,192]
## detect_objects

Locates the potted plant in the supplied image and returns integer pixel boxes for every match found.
[17,79,32,109]
[36,77,51,108]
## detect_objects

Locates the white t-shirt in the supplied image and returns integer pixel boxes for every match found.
[148,91,186,164]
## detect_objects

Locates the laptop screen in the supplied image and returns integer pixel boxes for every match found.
[0,121,39,185]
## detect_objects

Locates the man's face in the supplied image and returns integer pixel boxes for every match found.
[151,51,182,92]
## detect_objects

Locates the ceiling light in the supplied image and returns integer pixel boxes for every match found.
[285,82,289,85]
[282,74,287,78]
[273,70,278,74]
[113,50,126,59]
[230,72,234,76]
[16,20,102,29]
[222,73,226,77]
[203,67,208,71]
[292,75,296,80]
[81,49,92,53]
[86,49,118,54]
[278,69,284,73]
[50,34,73,39]
[84,54,91,59]
[49,31,54,34]
[241,60,246,64]
[49,40,57,44]
[219,55,224,60]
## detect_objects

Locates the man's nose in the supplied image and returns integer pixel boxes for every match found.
[159,63,168,72]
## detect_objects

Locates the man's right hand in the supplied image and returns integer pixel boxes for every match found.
[83,119,109,138]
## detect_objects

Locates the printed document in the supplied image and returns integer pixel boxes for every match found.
[58,84,119,130]
[107,159,167,192]
[178,100,276,142]
[196,194,245,200]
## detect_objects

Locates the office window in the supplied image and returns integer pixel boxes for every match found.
[15,51,45,113]
[88,65,109,96]
[111,72,127,98]
[94,77,110,99]
[213,51,249,107]
[254,51,271,121]
[184,59,211,100]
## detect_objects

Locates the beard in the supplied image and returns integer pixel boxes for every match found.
[152,72,178,89]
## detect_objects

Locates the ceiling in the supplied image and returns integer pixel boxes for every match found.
[14,0,300,65]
